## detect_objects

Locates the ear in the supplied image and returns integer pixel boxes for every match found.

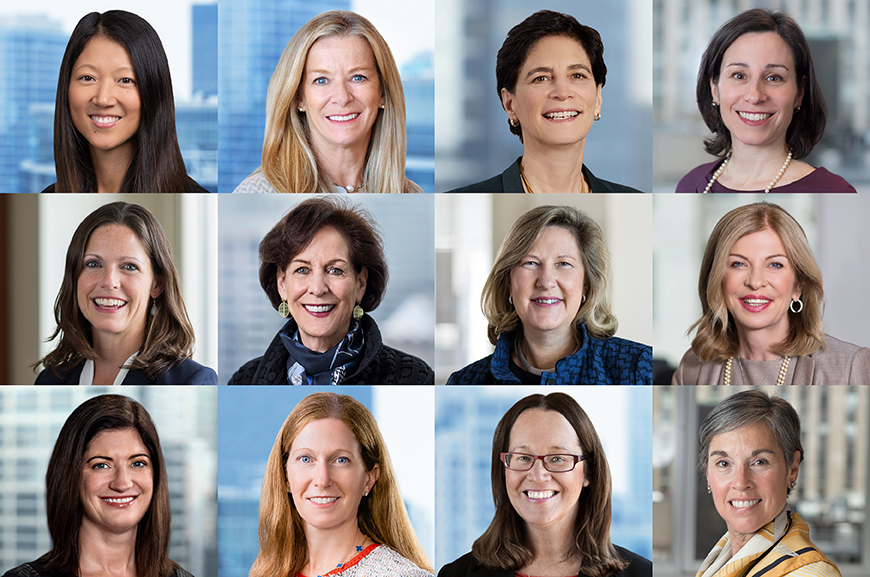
[276,267,288,300]
[356,267,368,304]
[710,79,719,106]
[583,476,590,488]
[150,275,165,299]
[594,84,602,118]
[794,80,805,110]
[788,449,801,481]
[501,87,517,124]
[366,463,380,493]
[380,92,385,108]
[792,281,802,303]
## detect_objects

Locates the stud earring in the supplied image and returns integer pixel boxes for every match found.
[593,113,601,121]
[795,106,801,112]
[297,106,305,113]
[278,299,290,318]
[508,118,518,127]
[707,484,711,494]
[711,101,719,107]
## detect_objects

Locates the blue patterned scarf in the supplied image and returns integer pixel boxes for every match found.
[279,320,365,385]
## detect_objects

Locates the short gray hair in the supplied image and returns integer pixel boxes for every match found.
[698,390,804,475]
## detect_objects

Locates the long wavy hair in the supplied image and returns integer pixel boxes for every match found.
[39,395,177,577]
[689,202,825,362]
[482,205,617,346]
[37,202,196,379]
[53,10,192,192]
[250,392,431,577]
[472,393,627,576]
[259,10,420,193]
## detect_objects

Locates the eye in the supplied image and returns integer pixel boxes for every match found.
[294,266,309,275]
[351,74,366,82]
[768,261,784,269]
[766,74,783,82]
[92,462,109,470]
[314,77,328,85]
[119,77,136,85]
[572,72,587,79]
[752,458,769,466]
[555,261,572,268]
[327,266,345,276]
[729,260,746,268]
[548,455,566,463]
[298,455,312,464]
[335,456,350,464]
[131,459,149,468]
[714,459,729,468]
[514,454,533,464]
[532,75,549,83]
[731,72,746,81]
[78,74,95,82]
[121,262,139,272]
[84,260,101,269]
[521,260,539,268]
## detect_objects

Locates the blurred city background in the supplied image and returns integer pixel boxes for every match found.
[218,0,434,192]
[0,194,218,385]
[434,386,652,571]
[0,0,218,193]
[217,194,434,384]
[0,386,217,576]
[218,386,434,577]
[653,386,870,577]
[652,194,870,382]
[435,194,652,384]
[653,0,870,192]
[434,0,652,192]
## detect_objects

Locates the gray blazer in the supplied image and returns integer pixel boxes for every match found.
[672,334,870,385]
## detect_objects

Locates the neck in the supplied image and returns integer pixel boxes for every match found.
[520,141,587,193]
[92,330,144,385]
[516,328,576,371]
[736,323,789,361]
[311,139,368,191]
[304,522,366,577]
[720,142,790,191]
[90,145,135,193]
[521,522,579,576]
[78,519,138,577]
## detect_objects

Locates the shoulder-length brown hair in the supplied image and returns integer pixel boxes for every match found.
[39,394,176,577]
[250,392,431,577]
[472,393,627,576]
[53,11,192,192]
[482,205,617,346]
[258,196,388,313]
[259,10,420,193]
[689,202,825,362]
[37,202,196,379]
[696,9,825,159]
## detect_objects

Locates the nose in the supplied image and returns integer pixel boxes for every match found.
[526,458,552,481]
[100,266,120,289]
[745,265,767,290]
[731,463,752,490]
[549,75,572,100]
[93,80,117,107]
[331,80,353,107]
[745,77,766,104]
[535,266,557,289]
[307,270,328,296]
[109,466,133,492]
[312,461,332,487]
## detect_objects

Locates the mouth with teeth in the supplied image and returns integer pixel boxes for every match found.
[328,113,360,122]
[101,496,137,507]
[543,111,579,120]
[308,496,339,505]
[740,296,772,312]
[524,490,557,501]
[90,115,121,127]
[93,297,127,311]
[737,111,773,123]
[303,304,336,317]
[532,298,562,306]
[729,499,760,510]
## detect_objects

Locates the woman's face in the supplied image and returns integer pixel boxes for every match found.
[68,36,141,158]
[80,428,154,537]
[721,228,800,343]
[501,35,602,152]
[509,226,586,344]
[298,35,384,158]
[286,418,379,534]
[706,421,800,547]
[505,408,589,532]
[76,224,164,349]
[277,226,368,353]
[711,32,803,151]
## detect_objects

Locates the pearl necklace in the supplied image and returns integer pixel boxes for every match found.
[723,356,790,386]
[519,159,588,193]
[335,181,365,193]
[703,149,793,194]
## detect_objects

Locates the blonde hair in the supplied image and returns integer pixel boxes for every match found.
[249,392,431,577]
[481,205,617,346]
[259,10,420,194]
[689,202,825,362]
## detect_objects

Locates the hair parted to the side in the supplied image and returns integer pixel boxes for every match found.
[37,202,196,379]
[53,11,192,192]
[472,393,627,576]
[496,10,606,143]
[689,202,825,363]
[259,10,420,193]
[38,394,176,577]
[698,390,803,494]
[696,8,826,159]
[259,196,388,312]
[482,205,617,346]
[250,392,431,577]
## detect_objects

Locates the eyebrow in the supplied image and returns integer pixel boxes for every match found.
[307,66,374,76]
[724,62,790,71]
[511,444,575,452]
[524,63,592,80]
[524,253,579,261]
[84,253,145,263]
[86,453,150,463]
[74,63,136,75]
[710,449,776,458]
[728,252,789,260]
[291,258,349,265]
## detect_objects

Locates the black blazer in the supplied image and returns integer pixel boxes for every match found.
[446,158,644,193]
[35,358,217,385]
[41,177,209,193]
[438,546,651,577]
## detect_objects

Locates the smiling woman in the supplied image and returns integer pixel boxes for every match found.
[45,10,207,193]
[0,394,192,577]
[672,202,870,385]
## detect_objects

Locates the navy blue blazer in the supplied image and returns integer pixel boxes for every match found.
[438,546,651,577]
[35,358,217,385]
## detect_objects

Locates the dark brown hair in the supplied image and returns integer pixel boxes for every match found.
[496,10,606,142]
[39,394,177,577]
[696,9,825,159]
[38,202,196,379]
[53,10,192,192]
[472,393,628,577]
[259,197,388,312]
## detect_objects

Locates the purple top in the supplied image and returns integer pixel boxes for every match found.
[676,159,856,193]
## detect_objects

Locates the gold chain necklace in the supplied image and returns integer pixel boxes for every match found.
[519,159,587,193]
[723,356,790,385]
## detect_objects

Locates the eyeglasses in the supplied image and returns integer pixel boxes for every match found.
[500,452,586,472]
